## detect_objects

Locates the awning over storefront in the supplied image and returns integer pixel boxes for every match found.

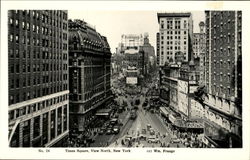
[95,112,109,116]
[186,121,204,129]
[95,108,112,116]
[160,107,169,117]
[169,114,176,124]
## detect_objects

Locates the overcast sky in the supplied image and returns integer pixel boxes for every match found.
[68,11,205,53]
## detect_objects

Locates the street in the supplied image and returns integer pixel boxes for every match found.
[86,72,185,148]
[68,72,203,148]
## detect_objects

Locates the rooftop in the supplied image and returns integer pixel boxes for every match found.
[157,12,191,22]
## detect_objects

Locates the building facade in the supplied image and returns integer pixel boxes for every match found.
[159,60,203,132]
[115,33,155,83]
[8,10,69,147]
[204,11,242,147]
[193,21,206,85]
[157,12,193,66]
[140,33,156,75]
[156,32,160,65]
[121,34,144,49]
[68,19,112,134]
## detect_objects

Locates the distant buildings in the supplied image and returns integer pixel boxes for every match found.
[203,11,242,148]
[8,10,69,147]
[114,33,155,85]
[68,19,112,135]
[140,33,156,75]
[193,22,206,58]
[157,12,193,66]
[121,34,144,49]
[193,22,206,85]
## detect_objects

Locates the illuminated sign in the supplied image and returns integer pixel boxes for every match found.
[126,77,138,84]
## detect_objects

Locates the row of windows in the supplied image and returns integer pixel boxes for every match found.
[9,94,68,121]
[10,62,67,74]
[10,74,68,89]
[213,73,232,82]
[161,20,187,29]
[9,49,68,61]
[9,34,68,50]
[212,85,232,97]
[9,18,67,35]
[10,10,67,27]
[9,107,67,146]
[9,84,68,105]
[11,10,67,20]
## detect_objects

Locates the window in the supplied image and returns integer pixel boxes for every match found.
[27,92,30,99]
[32,11,35,18]
[10,49,14,58]
[16,79,19,88]
[10,64,14,73]
[15,35,19,43]
[9,18,13,25]
[15,20,19,27]
[227,88,231,95]
[227,48,231,56]
[33,24,36,32]
[15,49,19,58]
[10,34,13,42]
[27,64,30,72]
[228,75,230,82]
[161,23,164,29]
[22,22,25,29]
[27,22,30,30]
[184,20,187,28]
[22,36,25,44]
[16,64,19,73]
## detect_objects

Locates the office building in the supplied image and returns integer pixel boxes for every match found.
[157,12,193,66]
[68,19,112,135]
[8,10,69,147]
[203,11,242,147]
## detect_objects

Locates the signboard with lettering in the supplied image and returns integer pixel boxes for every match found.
[126,77,138,84]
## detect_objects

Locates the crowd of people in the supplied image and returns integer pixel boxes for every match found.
[159,114,205,148]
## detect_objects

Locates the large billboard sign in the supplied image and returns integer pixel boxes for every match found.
[126,77,138,84]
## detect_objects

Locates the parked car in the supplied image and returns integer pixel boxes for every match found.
[149,128,155,135]
[110,118,118,125]
[113,125,120,134]
[146,124,151,131]
[147,136,160,143]
[106,127,113,135]
[99,128,106,135]
[171,138,181,143]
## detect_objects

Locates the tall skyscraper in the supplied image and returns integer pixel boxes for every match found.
[203,11,242,147]
[68,19,112,136]
[8,10,69,147]
[157,12,193,66]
